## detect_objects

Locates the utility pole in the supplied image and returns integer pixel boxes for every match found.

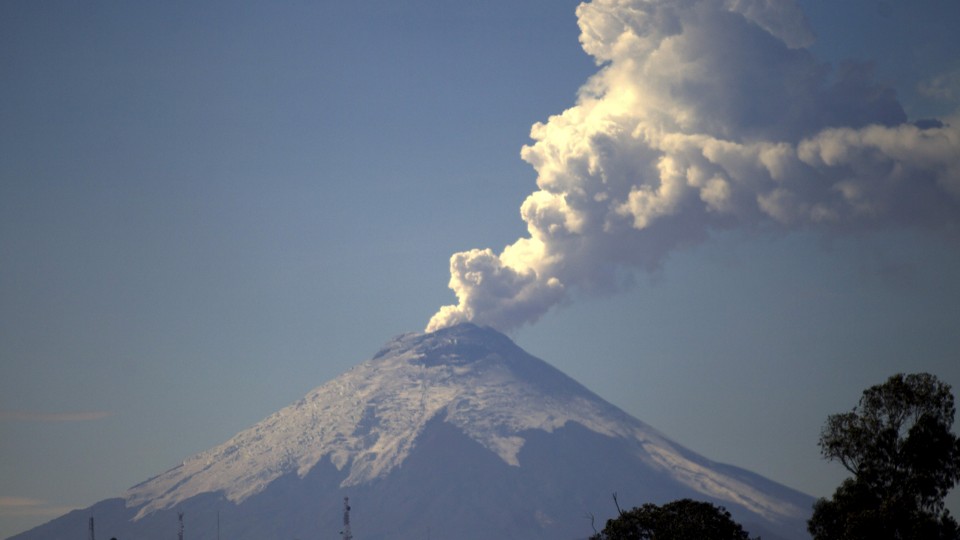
[178,511,184,540]
[341,497,353,540]
[88,516,95,540]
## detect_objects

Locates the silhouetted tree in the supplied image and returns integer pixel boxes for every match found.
[590,498,758,540]
[809,372,960,540]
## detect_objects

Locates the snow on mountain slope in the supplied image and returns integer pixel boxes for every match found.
[124,323,807,525]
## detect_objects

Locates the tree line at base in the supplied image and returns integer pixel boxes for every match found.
[591,372,960,540]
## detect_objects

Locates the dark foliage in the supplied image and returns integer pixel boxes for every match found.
[590,498,758,540]
[809,373,960,540]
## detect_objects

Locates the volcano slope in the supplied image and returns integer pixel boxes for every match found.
[11,323,813,540]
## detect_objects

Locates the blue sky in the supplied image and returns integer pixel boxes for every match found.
[2,1,959,537]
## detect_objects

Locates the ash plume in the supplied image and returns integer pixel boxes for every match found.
[427,0,960,333]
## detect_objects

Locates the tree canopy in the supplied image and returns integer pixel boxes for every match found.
[590,498,757,540]
[809,372,960,540]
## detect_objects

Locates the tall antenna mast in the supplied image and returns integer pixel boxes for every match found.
[88,516,95,540]
[341,497,353,540]
[178,511,184,540]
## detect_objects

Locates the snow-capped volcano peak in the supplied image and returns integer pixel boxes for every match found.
[124,324,806,527]
[126,324,622,516]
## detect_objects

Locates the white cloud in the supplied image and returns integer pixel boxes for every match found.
[428,0,960,332]
[918,69,960,104]
[0,410,113,422]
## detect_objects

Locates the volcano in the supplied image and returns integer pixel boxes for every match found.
[10,323,813,540]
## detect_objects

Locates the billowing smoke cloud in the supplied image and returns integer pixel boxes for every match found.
[427,0,960,333]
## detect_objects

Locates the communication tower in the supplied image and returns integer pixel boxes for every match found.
[341,497,353,540]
